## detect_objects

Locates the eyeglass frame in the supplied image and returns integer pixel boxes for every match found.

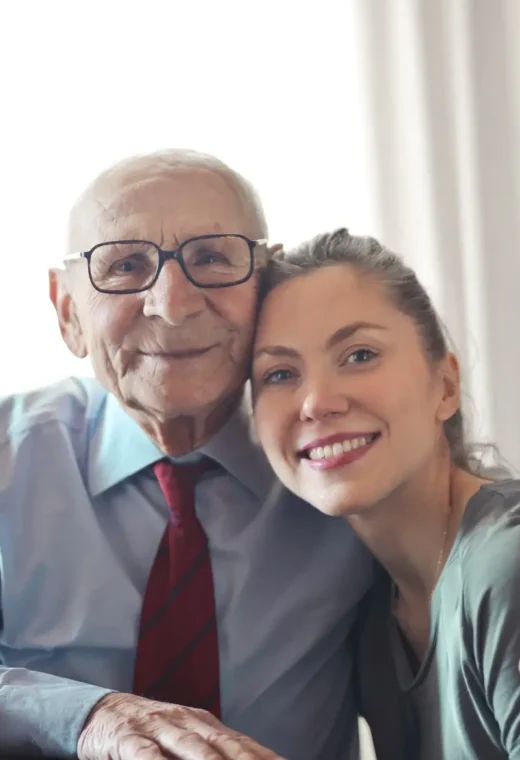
[63,233,268,295]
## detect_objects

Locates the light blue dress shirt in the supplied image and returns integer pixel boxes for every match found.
[0,378,373,759]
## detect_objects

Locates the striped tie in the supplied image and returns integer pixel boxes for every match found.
[132,459,220,716]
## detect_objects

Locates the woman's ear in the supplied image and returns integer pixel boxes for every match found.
[436,352,461,422]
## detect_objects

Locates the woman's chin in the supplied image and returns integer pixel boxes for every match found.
[318,500,371,518]
[304,482,374,518]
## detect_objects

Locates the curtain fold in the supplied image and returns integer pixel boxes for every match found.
[354,0,520,470]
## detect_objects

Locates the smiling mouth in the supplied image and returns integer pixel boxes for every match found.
[296,433,382,473]
[298,433,380,460]
[142,345,218,359]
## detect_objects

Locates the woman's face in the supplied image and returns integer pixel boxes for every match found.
[252,265,459,517]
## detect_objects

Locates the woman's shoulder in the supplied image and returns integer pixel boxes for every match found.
[457,479,520,597]
[459,479,520,545]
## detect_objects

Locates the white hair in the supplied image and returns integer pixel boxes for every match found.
[69,148,268,242]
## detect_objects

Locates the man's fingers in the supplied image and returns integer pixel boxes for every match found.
[186,708,224,729]
[78,696,284,760]
[158,716,285,760]
[119,734,170,760]
[158,724,227,760]
[190,719,286,760]
[207,731,286,760]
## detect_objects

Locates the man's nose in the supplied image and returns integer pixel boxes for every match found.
[142,259,206,325]
[300,381,350,422]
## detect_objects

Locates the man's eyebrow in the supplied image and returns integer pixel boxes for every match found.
[254,321,387,361]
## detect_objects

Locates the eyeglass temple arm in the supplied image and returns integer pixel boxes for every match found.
[63,251,86,263]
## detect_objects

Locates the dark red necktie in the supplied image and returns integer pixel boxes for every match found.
[132,459,221,716]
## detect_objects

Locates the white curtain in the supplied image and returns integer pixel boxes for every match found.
[355,3,520,754]
[354,0,520,474]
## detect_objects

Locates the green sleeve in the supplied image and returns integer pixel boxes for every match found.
[463,521,520,758]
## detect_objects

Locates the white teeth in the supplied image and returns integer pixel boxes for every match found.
[305,434,376,461]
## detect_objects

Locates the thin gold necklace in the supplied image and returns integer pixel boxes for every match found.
[391,482,455,607]
[430,498,453,603]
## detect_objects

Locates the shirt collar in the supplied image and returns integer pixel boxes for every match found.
[199,389,274,499]
[87,385,273,500]
[87,391,163,497]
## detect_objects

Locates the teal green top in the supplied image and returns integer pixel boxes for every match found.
[355,479,520,759]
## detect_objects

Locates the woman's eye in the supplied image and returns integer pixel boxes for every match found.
[262,368,295,385]
[345,348,377,364]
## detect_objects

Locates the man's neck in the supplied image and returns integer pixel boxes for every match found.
[130,390,243,456]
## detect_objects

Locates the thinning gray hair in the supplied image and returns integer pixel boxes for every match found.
[68,148,268,244]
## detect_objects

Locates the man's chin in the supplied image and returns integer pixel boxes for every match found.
[121,378,243,422]
[124,391,213,419]
[119,384,243,454]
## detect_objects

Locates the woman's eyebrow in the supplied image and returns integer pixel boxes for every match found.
[253,345,300,360]
[325,321,387,350]
[254,322,387,361]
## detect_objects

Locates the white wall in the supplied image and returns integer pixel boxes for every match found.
[0,0,377,396]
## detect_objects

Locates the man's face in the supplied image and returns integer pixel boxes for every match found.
[57,169,260,424]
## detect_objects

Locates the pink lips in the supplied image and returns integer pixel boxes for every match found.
[297,431,379,456]
[298,432,381,472]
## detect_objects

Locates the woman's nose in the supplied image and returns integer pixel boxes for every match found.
[300,386,350,422]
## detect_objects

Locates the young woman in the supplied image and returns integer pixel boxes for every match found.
[252,228,519,760]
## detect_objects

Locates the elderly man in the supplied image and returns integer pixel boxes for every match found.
[0,150,372,760]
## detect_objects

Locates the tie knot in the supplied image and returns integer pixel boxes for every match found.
[153,458,216,519]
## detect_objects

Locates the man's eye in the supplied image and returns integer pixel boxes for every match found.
[263,368,294,385]
[193,251,229,266]
[111,255,148,274]
[116,260,138,272]
[345,348,377,364]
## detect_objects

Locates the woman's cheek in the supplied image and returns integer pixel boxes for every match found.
[255,398,282,454]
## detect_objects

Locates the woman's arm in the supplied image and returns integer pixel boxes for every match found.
[463,519,520,758]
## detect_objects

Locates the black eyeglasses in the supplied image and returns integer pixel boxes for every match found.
[63,233,268,294]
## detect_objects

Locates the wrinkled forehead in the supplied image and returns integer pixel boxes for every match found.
[68,168,250,253]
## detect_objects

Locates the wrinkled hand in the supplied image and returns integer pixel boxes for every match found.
[77,693,286,760]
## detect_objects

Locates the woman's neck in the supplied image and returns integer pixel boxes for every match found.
[347,456,486,606]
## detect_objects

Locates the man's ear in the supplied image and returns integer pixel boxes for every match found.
[436,352,460,422]
[266,243,284,260]
[48,268,88,359]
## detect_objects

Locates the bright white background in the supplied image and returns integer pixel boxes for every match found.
[0,1,377,394]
